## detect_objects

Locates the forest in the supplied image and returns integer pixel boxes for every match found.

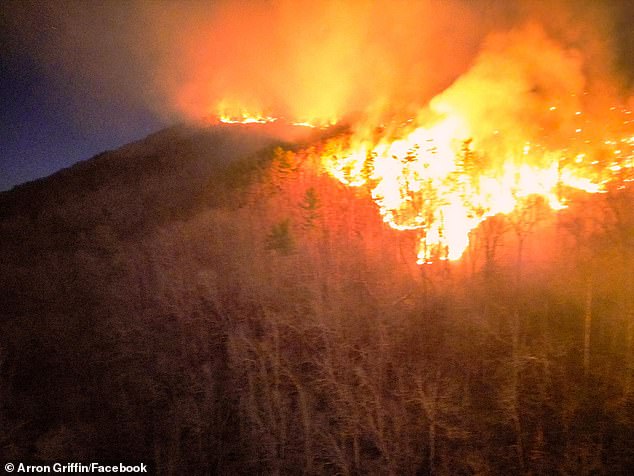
[1,122,633,475]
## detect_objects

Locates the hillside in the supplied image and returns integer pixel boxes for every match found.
[1,122,633,475]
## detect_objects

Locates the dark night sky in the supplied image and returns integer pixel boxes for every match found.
[0,9,168,192]
[0,51,167,191]
[0,2,171,192]
[0,1,632,192]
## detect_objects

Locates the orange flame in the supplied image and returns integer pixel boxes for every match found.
[206,22,633,266]
[215,101,278,124]
[322,101,633,264]
[213,100,338,128]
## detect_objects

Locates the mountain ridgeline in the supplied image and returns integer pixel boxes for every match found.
[1,122,633,474]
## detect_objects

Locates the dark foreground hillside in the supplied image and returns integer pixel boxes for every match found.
[1,123,633,475]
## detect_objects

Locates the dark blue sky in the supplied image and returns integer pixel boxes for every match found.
[0,34,167,192]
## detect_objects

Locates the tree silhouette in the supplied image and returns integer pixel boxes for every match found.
[266,219,295,255]
[299,187,320,230]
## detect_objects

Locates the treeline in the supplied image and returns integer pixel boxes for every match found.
[1,127,633,474]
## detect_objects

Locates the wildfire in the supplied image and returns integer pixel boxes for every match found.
[217,111,278,124]
[321,103,633,264]
[204,21,633,266]
[213,98,345,127]
[214,108,337,129]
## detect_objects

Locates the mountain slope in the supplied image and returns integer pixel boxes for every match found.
[1,122,633,475]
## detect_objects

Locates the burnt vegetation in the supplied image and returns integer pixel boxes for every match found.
[1,124,633,475]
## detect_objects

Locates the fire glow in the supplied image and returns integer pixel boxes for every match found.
[214,98,633,265]
[321,105,633,264]
[211,93,634,265]
[318,25,634,265]
[204,19,634,265]
[214,104,336,129]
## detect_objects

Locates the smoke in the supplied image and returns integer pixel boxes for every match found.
[427,23,586,151]
[2,0,632,128]
[150,0,485,122]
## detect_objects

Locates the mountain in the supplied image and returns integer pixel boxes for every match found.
[1,122,633,474]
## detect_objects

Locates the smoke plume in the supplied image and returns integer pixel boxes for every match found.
[2,0,632,128]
